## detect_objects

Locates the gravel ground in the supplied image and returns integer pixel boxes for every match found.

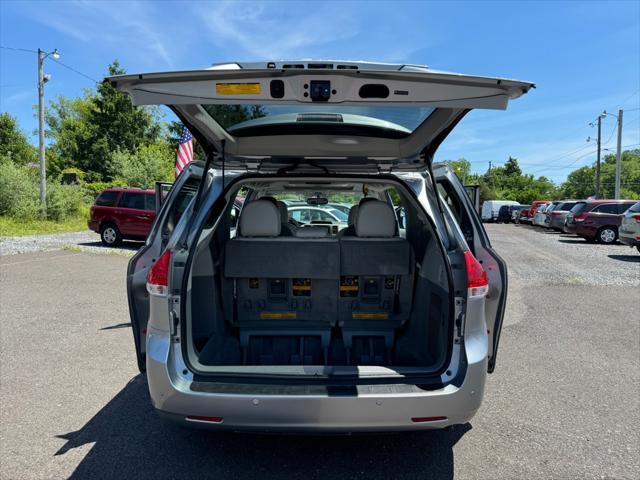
[0,224,638,479]
[0,230,139,257]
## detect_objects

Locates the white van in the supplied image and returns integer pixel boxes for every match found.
[481,200,520,222]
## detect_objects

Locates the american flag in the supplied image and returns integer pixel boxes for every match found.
[175,127,193,175]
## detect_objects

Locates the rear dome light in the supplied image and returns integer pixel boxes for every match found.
[146,250,172,296]
[464,250,489,298]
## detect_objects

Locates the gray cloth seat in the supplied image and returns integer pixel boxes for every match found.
[338,200,414,362]
[259,197,295,236]
[224,199,339,362]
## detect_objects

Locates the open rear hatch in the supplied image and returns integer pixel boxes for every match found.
[107,61,533,171]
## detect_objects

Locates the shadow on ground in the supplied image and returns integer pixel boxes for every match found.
[608,254,640,263]
[55,375,469,480]
[77,241,143,252]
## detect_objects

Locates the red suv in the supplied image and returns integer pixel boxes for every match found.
[564,199,637,244]
[88,187,157,246]
[521,200,548,223]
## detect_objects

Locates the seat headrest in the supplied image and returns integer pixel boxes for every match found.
[239,200,281,237]
[355,200,397,238]
[295,226,330,238]
[347,206,358,226]
[276,201,289,224]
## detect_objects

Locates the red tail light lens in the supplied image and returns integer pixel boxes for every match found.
[574,214,586,222]
[464,250,489,298]
[185,415,224,424]
[634,215,640,223]
[146,250,171,296]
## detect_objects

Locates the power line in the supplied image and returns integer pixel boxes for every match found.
[0,45,97,83]
[49,57,98,83]
[0,45,38,53]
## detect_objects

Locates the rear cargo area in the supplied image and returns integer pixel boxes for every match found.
[184,177,452,374]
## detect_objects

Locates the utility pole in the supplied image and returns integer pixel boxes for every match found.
[614,109,623,199]
[37,48,46,217]
[595,115,601,199]
[36,48,60,218]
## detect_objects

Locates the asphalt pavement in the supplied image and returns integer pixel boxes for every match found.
[0,224,638,479]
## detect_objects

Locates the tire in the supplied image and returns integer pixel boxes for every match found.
[597,226,617,244]
[100,223,122,246]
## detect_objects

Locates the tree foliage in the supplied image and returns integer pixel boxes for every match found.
[45,61,163,181]
[0,113,37,166]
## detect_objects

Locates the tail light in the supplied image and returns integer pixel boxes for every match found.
[146,250,172,296]
[551,211,562,216]
[634,215,640,224]
[574,214,586,222]
[464,250,489,298]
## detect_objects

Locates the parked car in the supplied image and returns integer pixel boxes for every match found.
[547,200,580,231]
[563,199,637,243]
[288,205,348,233]
[326,203,353,216]
[113,60,533,432]
[522,200,549,224]
[88,187,156,246]
[481,200,520,222]
[511,205,530,223]
[532,202,550,226]
[619,201,640,252]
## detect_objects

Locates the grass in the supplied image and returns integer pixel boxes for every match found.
[0,215,88,237]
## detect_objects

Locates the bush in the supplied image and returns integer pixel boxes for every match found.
[110,142,174,189]
[0,160,87,221]
[0,161,40,219]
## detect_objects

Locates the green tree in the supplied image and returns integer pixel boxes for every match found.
[110,142,174,188]
[444,158,471,183]
[45,61,164,181]
[0,113,37,166]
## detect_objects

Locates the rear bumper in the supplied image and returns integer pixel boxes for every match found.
[145,331,487,432]
[619,231,640,247]
[88,219,99,233]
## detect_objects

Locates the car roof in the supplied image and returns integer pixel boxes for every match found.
[103,187,155,194]
[586,199,636,203]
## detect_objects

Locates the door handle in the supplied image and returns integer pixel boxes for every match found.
[135,215,150,219]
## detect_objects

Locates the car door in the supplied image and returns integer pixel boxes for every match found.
[117,192,151,237]
[434,163,508,372]
[126,163,202,371]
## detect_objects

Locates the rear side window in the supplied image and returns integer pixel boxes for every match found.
[618,203,636,214]
[119,192,145,210]
[95,190,119,206]
[592,204,618,214]
[144,194,156,211]
[560,202,577,210]
[628,202,640,213]
[570,202,587,214]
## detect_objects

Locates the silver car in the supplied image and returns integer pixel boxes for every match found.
[117,61,533,432]
[619,201,640,252]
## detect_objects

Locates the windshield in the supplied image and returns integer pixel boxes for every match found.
[202,104,436,137]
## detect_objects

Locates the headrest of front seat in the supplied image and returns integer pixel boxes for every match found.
[239,200,281,237]
[355,200,397,238]
[347,205,358,226]
[276,201,289,224]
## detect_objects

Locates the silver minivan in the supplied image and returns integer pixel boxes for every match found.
[115,61,533,432]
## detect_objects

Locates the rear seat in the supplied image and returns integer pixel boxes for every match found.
[224,199,339,364]
[338,200,413,364]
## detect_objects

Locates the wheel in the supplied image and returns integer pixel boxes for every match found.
[100,223,122,246]
[597,226,617,244]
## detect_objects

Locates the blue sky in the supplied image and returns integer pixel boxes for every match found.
[1,0,639,183]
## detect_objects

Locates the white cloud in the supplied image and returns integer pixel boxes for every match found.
[196,1,361,59]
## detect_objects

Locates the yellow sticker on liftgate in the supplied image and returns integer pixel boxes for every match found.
[216,83,261,95]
